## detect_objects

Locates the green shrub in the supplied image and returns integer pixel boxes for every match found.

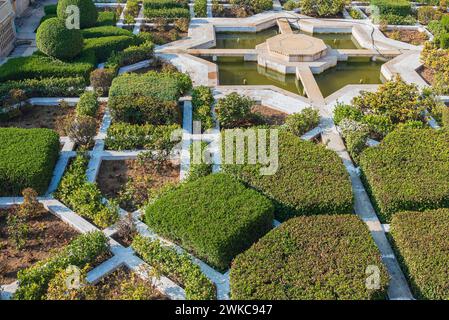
[14,231,108,300]
[96,11,117,26]
[390,209,449,300]
[76,91,98,117]
[370,0,412,17]
[132,235,216,299]
[439,32,449,48]
[105,123,180,150]
[349,7,363,19]
[36,18,84,61]
[143,0,188,9]
[378,13,416,25]
[192,86,215,131]
[283,0,300,11]
[0,77,86,100]
[417,6,441,25]
[56,155,119,228]
[215,93,254,129]
[333,103,363,125]
[144,7,191,19]
[441,14,449,31]
[106,41,154,70]
[0,51,96,82]
[44,4,57,15]
[81,26,133,39]
[109,71,192,106]
[284,107,320,136]
[187,141,212,181]
[194,0,207,17]
[89,68,115,94]
[109,96,180,125]
[300,0,345,17]
[145,173,274,271]
[84,35,135,62]
[230,214,388,300]
[57,0,98,28]
[222,130,353,221]
[359,128,449,222]
[0,128,59,196]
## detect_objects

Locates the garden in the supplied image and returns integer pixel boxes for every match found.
[0,0,448,302]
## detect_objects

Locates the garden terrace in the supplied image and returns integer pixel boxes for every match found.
[230,214,389,300]
[144,173,275,271]
[222,130,353,221]
[0,128,60,196]
[359,128,449,222]
[389,209,449,300]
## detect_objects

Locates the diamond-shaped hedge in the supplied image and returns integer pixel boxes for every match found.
[0,128,60,196]
[359,128,449,222]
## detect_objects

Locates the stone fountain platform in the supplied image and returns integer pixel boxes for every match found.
[266,33,328,62]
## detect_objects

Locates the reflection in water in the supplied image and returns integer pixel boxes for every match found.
[296,31,360,49]
[215,27,279,49]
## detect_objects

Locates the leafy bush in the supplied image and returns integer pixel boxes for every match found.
[132,235,216,299]
[0,51,96,82]
[192,86,215,131]
[283,0,300,11]
[145,173,274,270]
[56,155,119,228]
[421,42,449,94]
[66,115,97,149]
[441,14,449,30]
[90,68,115,94]
[230,214,388,300]
[57,0,98,28]
[284,107,320,136]
[96,11,117,26]
[349,7,363,19]
[14,231,108,300]
[378,13,416,25]
[194,0,207,17]
[36,18,84,61]
[187,141,212,182]
[440,33,449,48]
[230,0,273,14]
[0,77,86,101]
[109,71,192,106]
[84,35,136,62]
[222,130,353,221]
[106,41,154,70]
[81,26,133,39]
[370,0,412,16]
[417,6,441,25]
[105,122,180,150]
[76,91,98,117]
[389,209,449,300]
[215,93,254,129]
[109,96,180,125]
[143,0,188,9]
[300,0,345,17]
[333,103,363,125]
[359,128,449,222]
[0,128,60,196]
[144,7,190,19]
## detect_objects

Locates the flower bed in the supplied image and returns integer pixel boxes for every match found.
[359,128,449,222]
[389,209,449,300]
[222,130,353,221]
[0,128,60,196]
[144,173,274,271]
[230,214,389,300]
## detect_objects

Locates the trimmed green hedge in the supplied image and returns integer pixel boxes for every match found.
[144,7,191,19]
[105,122,180,150]
[143,0,188,9]
[0,51,96,82]
[57,0,98,28]
[84,35,136,62]
[96,11,117,26]
[132,235,216,300]
[0,77,86,100]
[14,231,108,300]
[222,130,353,221]
[390,209,449,300]
[192,85,214,132]
[359,128,449,222]
[145,173,274,271]
[230,214,389,300]
[0,128,60,196]
[109,71,192,107]
[370,0,412,16]
[81,26,133,39]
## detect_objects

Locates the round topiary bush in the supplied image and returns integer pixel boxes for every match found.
[36,17,84,61]
[57,0,98,29]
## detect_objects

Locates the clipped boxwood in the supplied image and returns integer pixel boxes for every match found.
[144,7,190,19]
[81,26,133,39]
[132,235,216,300]
[0,51,96,82]
[108,71,192,107]
[96,11,117,27]
[14,231,108,300]
[76,91,98,117]
[36,17,84,61]
[389,209,449,300]
[0,128,60,196]
[230,214,389,300]
[359,128,449,222]
[222,130,353,221]
[84,35,135,62]
[143,0,188,9]
[145,173,274,271]
[370,0,412,17]
[57,0,98,28]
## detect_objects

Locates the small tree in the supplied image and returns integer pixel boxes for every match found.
[215,93,254,128]
[18,188,45,219]
[66,115,97,149]
[7,210,28,250]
